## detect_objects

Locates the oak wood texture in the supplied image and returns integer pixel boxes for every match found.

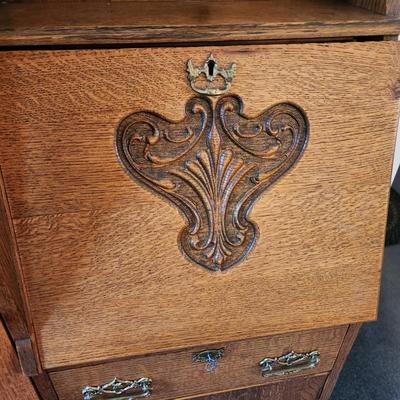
[0,320,39,400]
[0,169,41,376]
[193,374,327,400]
[15,338,41,377]
[0,42,398,369]
[348,0,400,15]
[319,324,362,400]
[32,373,59,400]
[49,326,346,400]
[0,169,28,340]
[116,95,308,271]
[1,0,400,47]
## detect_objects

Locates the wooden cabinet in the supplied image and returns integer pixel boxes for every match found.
[0,1,399,400]
[49,326,346,400]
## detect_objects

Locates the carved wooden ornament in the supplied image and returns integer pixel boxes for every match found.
[116,60,308,272]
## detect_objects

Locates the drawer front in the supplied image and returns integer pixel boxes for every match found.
[193,374,328,400]
[0,42,399,369]
[49,326,345,400]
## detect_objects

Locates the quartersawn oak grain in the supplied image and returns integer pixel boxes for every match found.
[1,0,400,46]
[49,326,346,400]
[193,374,327,400]
[0,169,28,341]
[0,169,40,376]
[0,42,398,369]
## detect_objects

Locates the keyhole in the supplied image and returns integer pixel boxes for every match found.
[207,60,216,77]
[205,353,218,372]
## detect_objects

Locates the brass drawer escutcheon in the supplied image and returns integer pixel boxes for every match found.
[192,348,225,372]
[259,350,320,378]
[82,377,152,400]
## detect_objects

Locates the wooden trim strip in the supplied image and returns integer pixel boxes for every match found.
[0,168,41,376]
[318,323,362,400]
[16,338,40,377]
[0,168,28,341]
[0,320,39,400]
[0,0,400,47]
[32,373,59,400]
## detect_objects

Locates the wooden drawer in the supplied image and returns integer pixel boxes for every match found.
[193,374,328,400]
[0,41,398,370]
[49,326,346,400]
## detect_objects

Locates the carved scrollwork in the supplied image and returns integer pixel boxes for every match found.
[116,95,308,271]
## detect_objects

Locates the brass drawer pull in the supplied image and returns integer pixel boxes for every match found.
[82,377,152,400]
[259,350,320,378]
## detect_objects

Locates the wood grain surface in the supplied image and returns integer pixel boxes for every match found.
[0,42,398,369]
[49,326,346,400]
[0,169,28,340]
[115,95,309,271]
[349,0,400,15]
[32,373,59,400]
[0,320,39,400]
[1,0,400,47]
[193,374,327,400]
[0,170,41,375]
[319,324,362,400]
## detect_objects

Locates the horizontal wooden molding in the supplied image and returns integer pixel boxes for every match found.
[0,0,400,46]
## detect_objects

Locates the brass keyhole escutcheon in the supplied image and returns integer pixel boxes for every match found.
[192,349,225,372]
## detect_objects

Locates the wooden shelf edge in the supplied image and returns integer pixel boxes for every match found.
[0,22,400,48]
[0,0,400,47]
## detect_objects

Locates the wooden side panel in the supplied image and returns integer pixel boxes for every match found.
[0,170,40,375]
[319,324,362,400]
[348,0,400,15]
[0,169,27,340]
[0,42,398,369]
[49,326,346,400]
[0,320,39,400]
[194,374,327,400]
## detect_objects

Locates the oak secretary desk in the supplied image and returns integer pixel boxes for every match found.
[1,1,400,399]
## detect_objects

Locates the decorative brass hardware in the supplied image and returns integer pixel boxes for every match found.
[82,377,152,400]
[187,54,236,96]
[259,351,320,378]
[192,348,225,372]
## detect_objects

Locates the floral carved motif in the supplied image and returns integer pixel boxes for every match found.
[116,95,308,271]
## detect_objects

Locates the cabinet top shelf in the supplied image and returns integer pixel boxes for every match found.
[1,0,400,47]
